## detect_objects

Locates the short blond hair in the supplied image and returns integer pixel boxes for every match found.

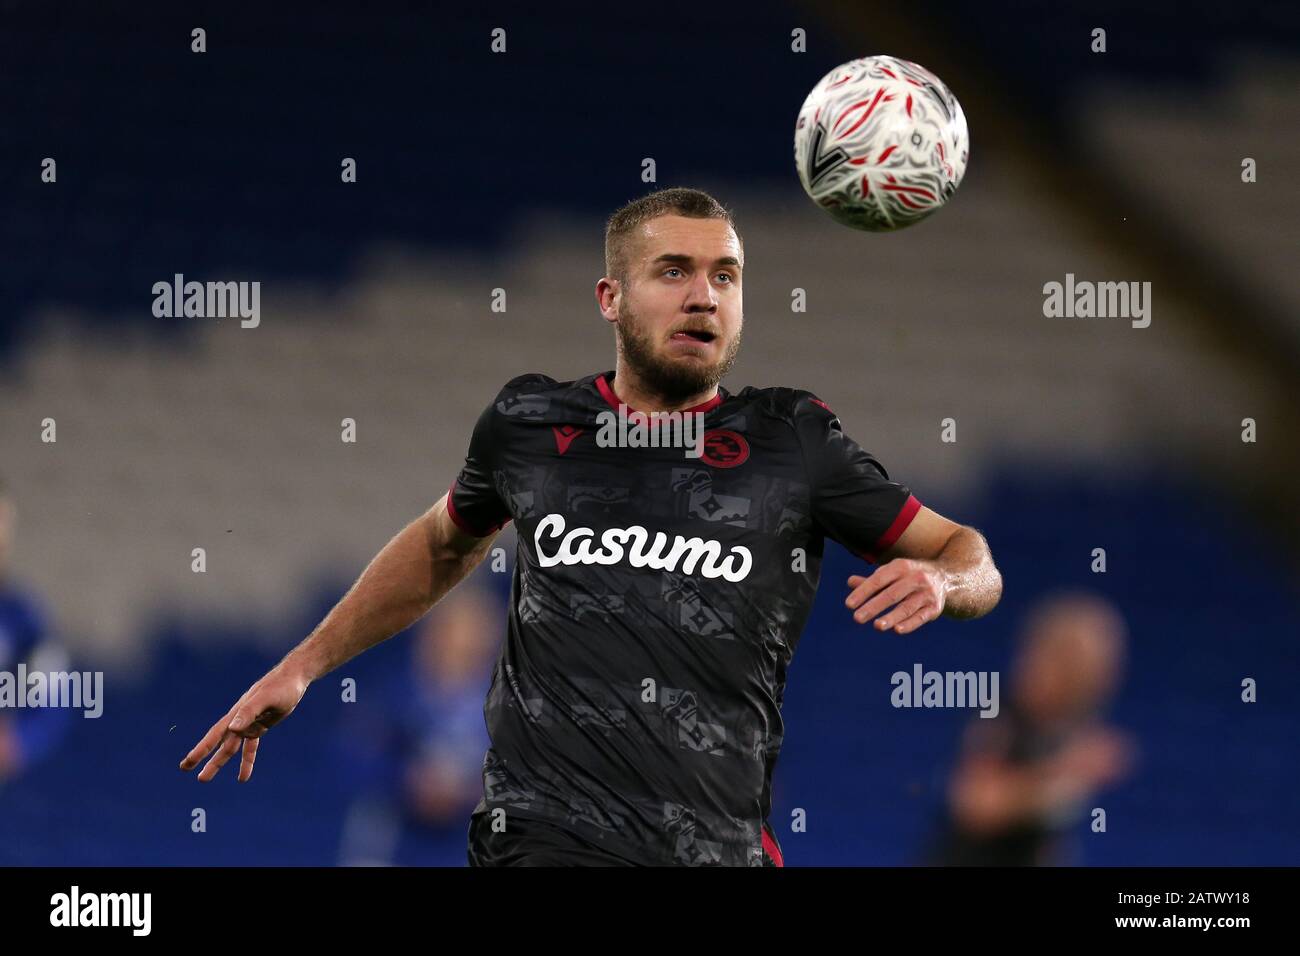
[604,187,741,285]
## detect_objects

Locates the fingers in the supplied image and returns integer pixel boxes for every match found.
[179,709,237,771]
[847,560,945,634]
[179,676,291,782]
[845,563,902,608]
[882,595,938,634]
[196,729,243,782]
[180,712,268,782]
[237,736,261,783]
[850,579,911,627]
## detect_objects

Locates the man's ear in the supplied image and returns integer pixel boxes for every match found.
[596,278,621,322]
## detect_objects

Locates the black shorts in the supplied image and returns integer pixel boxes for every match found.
[466,812,786,867]
[466,812,640,866]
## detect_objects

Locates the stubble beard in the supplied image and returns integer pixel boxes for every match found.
[614,299,742,401]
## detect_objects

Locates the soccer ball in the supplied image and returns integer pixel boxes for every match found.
[794,55,969,231]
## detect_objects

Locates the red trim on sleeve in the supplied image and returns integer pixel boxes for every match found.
[445,480,476,535]
[446,480,511,537]
[862,494,922,563]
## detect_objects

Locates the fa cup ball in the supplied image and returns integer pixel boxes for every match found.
[794,55,969,231]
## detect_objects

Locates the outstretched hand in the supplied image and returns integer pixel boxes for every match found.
[178,664,311,782]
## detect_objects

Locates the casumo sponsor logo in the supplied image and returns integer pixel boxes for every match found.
[534,513,753,582]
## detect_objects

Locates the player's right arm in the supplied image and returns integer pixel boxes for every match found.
[178,494,501,783]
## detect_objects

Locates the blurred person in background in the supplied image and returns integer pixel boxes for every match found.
[337,584,500,865]
[0,477,73,791]
[927,591,1135,866]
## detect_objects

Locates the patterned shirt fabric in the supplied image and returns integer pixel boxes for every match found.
[450,370,919,866]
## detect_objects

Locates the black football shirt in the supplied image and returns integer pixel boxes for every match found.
[449,369,920,866]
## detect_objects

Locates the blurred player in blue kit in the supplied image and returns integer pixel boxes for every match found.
[0,478,72,792]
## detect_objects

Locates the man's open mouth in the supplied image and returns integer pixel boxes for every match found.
[671,329,716,343]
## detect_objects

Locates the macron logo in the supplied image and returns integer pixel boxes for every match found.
[50,886,151,936]
[552,425,584,455]
[534,513,752,582]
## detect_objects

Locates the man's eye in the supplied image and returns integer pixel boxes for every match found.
[716,273,733,283]
[664,268,682,278]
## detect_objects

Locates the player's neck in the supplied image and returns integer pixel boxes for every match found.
[608,363,718,415]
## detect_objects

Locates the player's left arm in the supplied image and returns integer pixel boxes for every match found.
[844,506,1002,635]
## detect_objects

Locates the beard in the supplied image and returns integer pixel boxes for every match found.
[614,301,742,401]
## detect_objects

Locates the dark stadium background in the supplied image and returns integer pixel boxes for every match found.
[1,0,1297,865]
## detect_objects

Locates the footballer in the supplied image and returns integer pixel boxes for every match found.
[180,187,1003,866]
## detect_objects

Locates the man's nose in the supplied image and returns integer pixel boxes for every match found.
[684,272,718,309]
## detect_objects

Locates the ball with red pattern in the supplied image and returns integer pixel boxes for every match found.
[794,55,969,232]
